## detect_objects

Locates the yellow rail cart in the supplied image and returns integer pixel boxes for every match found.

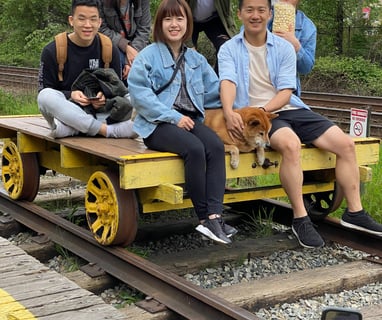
[0,115,380,246]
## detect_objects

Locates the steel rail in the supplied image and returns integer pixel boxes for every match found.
[301,91,382,111]
[0,191,259,320]
[256,199,382,258]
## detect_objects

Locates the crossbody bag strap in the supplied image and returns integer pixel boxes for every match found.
[154,49,186,95]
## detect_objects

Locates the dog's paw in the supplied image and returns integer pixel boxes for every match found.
[230,157,239,169]
[256,148,265,166]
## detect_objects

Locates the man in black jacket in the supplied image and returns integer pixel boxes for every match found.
[38,0,137,138]
[100,0,151,80]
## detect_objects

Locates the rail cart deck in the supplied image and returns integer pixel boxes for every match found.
[0,115,380,246]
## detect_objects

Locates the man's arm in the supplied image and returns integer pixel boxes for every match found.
[263,89,293,113]
[129,0,151,52]
[220,79,243,139]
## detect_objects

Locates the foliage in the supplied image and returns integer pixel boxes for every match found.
[54,244,81,272]
[331,145,382,224]
[300,0,382,62]
[0,0,70,66]
[25,24,71,66]
[301,55,382,95]
[362,149,382,223]
[0,89,39,115]
[242,207,275,238]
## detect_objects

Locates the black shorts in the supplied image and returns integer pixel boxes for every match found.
[269,108,335,144]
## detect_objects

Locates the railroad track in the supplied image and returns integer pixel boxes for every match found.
[0,187,381,319]
[1,65,382,138]
[301,91,382,138]
[0,65,39,91]
[0,190,257,320]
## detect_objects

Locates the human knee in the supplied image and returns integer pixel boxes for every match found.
[276,137,301,155]
[37,88,62,112]
[338,135,356,156]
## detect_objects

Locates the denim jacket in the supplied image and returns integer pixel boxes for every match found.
[268,9,317,96]
[218,29,309,110]
[128,42,221,138]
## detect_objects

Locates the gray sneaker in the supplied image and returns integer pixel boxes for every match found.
[195,218,232,244]
[217,216,238,237]
[292,216,325,248]
[341,210,382,236]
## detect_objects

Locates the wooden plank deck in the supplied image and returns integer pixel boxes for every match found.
[0,236,125,319]
[0,115,174,162]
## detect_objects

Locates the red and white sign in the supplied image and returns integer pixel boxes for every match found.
[350,108,369,137]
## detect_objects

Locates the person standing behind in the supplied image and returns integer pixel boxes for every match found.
[38,0,136,139]
[100,0,151,81]
[218,0,382,248]
[128,0,237,244]
[186,0,237,74]
[268,0,316,96]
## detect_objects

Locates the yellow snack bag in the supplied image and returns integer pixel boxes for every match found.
[272,2,295,32]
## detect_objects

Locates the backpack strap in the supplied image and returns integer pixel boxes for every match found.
[98,32,112,69]
[54,32,68,82]
[54,32,113,82]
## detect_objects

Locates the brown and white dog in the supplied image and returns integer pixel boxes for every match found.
[204,107,278,169]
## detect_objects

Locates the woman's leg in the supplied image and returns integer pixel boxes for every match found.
[144,123,210,221]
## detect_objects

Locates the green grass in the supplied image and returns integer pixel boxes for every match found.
[0,89,39,115]
[331,146,382,224]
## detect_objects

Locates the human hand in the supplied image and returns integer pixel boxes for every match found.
[225,111,243,141]
[122,64,131,80]
[89,92,106,109]
[71,90,91,107]
[126,45,138,65]
[273,25,301,52]
[177,116,195,131]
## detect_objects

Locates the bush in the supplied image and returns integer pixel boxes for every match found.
[301,55,382,96]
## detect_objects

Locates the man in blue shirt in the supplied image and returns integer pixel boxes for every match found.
[218,0,382,248]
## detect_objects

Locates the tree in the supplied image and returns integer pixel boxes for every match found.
[0,0,70,66]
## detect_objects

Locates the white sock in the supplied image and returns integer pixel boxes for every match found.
[106,120,138,138]
[52,119,79,138]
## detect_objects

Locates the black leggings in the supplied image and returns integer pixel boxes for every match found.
[144,121,226,221]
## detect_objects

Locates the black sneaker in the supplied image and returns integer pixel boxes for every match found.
[341,210,382,236]
[195,218,232,244]
[291,216,325,248]
[217,216,238,237]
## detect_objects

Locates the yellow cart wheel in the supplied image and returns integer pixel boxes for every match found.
[1,141,40,201]
[303,184,344,221]
[85,170,138,246]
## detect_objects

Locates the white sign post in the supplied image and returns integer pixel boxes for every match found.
[350,108,369,137]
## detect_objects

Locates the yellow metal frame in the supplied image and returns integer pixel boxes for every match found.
[1,126,380,215]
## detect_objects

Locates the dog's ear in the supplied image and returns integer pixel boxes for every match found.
[267,113,278,120]
[248,119,260,127]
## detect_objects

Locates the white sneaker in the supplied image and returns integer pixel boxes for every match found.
[52,119,79,138]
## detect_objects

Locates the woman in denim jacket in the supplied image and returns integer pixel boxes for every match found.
[128,0,237,244]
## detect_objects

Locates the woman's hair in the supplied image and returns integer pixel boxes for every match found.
[153,0,193,43]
